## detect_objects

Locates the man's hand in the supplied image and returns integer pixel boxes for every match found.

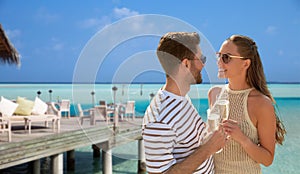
[205,125,228,154]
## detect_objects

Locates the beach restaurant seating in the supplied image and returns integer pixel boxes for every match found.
[99,100,106,106]
[77,101,113,126]
[77,103,93,125]
[59,99,71,119]
[91,105,113,125]
[119,101,135,120]
[0,96,60,142]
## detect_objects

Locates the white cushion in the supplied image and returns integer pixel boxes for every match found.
[14,96,35,116]
[31,97,48,115]
[0,96,19,116]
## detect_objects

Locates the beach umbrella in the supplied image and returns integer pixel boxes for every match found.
[0,24,20,66]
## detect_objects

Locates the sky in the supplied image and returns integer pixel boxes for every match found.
[0,0,299,83]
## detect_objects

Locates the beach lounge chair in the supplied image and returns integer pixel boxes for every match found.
[0,96,18,141]
[59,99,70,119]
[24,102,60,134]
[77,103,93,125]
[0,116,11,142]
[0,97,60,142]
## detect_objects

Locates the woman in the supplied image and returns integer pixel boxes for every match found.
[208,35,286,174]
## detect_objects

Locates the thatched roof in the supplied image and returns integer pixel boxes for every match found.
[0,24,20,65]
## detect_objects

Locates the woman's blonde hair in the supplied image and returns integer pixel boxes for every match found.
[228,34,286,145]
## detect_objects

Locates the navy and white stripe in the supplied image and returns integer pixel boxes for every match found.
[142,89,214,173]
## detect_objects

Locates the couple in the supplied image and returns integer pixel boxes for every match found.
[142,32,286,174]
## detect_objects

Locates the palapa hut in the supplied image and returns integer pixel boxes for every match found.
[0,24,20,66]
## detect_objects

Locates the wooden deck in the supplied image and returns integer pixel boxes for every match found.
[0,117,143,170]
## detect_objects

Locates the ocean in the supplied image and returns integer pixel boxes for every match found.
[0,83,299,174]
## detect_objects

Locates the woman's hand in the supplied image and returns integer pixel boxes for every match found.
[206,125,228,154]
[222,119,247,143]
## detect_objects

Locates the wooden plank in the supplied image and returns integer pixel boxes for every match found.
[0,122,142,169]
[0,127,112,165]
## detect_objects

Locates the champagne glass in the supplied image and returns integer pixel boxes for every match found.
[207,108,220,133]
[215,91,229,121]
[206,108,223,153]
[216,90,231,140]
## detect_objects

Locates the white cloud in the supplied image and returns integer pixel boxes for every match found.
[74,14,220,83]
[113,7,139,19]
[265,26,277,34]
[78,7,139,30]
[79,16,111,29]
[49,37,64,51]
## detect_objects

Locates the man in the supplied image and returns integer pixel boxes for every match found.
[142,32,226,174]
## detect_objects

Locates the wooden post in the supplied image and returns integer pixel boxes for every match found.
[32,159,40,174]
[92,144,101,158]
[138,139,146,174]
[113,106,119,133]
[67,150,75,171]
[90,109,95,125]
[101,141,112,174]
[51,153,63,174]
[102,149,112,174]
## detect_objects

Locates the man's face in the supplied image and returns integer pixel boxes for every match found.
[190,47,205,84]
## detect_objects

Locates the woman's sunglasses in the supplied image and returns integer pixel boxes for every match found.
[216,52,248,64]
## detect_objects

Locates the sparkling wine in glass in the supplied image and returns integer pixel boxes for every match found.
[207,109,223,153]
[216,91,229,121]
[207,109,220,132]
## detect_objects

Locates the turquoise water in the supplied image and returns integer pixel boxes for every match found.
[64,98,300,174]
[1,83,299,173]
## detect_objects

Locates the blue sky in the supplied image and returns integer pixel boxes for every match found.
[0,0,299,83]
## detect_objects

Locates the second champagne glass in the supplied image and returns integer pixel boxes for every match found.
[215,91,229,121]
[207,108,223,153]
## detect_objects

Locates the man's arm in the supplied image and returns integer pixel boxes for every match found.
[144,122,227,174]
[164,128,226,174]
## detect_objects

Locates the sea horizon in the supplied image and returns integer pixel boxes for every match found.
[1,81,300,84]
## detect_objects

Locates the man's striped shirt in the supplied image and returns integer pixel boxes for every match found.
[142,89,214,173]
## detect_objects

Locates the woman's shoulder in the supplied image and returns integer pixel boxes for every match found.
[248,90,276,126]
[249,90,271,102]
[248,90,274,111]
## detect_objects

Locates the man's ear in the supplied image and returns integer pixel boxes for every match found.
[182,58,189,68]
